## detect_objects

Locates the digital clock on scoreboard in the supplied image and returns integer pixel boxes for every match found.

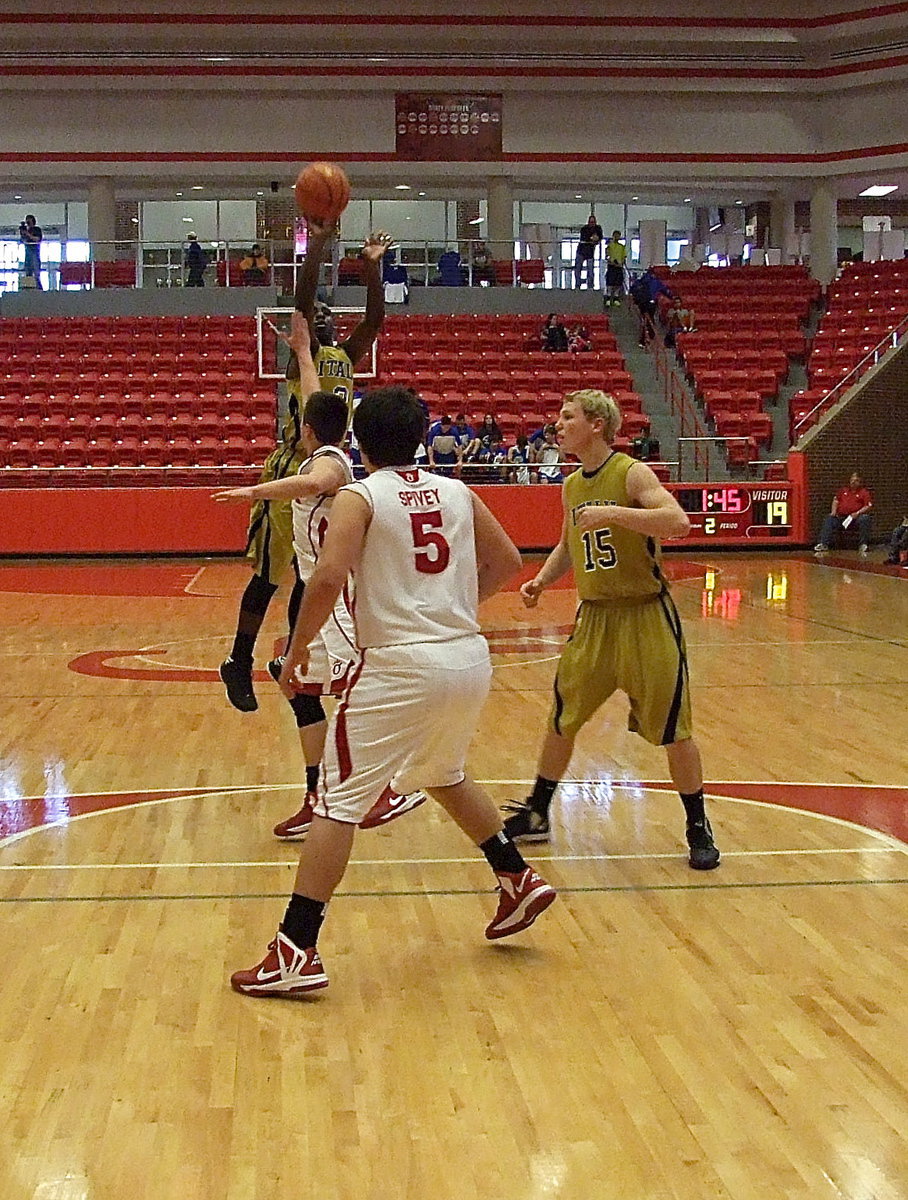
[670,484,793,541]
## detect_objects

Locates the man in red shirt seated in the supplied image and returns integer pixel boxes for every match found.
[814,472,873,555]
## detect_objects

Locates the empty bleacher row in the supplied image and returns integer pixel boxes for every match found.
[0,315,270,487]
[789,258,908,441]
[660,265,819,468]
[375,312,651,445]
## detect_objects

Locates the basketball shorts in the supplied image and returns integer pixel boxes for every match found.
[317,634,492,824]
[293,594,358,698]
[244,442,307,585]
[605,262,625,288]
[551,592,692,746]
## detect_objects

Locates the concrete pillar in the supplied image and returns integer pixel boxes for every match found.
[486,176,514,262]
[769,193,796,258]
[88,178,117,252]
[809,180,838,285]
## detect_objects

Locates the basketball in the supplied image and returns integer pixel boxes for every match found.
[294,162,351,223]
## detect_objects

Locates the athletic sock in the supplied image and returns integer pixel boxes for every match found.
[480,830,528,875]
[230,632,255,666]
[305,764,320,794]
[528,776,558,817]
[281,893,327,948]
[680,788,706,826]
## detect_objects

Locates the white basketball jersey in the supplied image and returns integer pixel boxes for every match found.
[291,445,354,581]
[345,467,480,649]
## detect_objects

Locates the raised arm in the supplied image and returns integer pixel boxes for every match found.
[342,231,394,366]
[471,492,523,603]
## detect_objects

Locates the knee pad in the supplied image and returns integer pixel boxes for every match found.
[289,692,326,729]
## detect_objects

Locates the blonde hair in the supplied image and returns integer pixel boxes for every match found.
[564,389,622,441]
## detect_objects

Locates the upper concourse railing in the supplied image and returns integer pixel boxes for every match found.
[0,237,639,293]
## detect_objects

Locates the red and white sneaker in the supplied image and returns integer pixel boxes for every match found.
[359,785,427,830]
[230,930,328,998]
[485,867,556,940]
[273,792,316,840]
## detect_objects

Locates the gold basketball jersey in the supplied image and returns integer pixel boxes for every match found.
[564,451,666,602]
[280,345,355,446]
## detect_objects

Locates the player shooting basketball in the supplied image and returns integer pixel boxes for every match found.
[218,217,393,714]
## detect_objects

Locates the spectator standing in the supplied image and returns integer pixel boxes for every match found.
[574,213,604,289]
[239,243,270,285]
[185,233,206,287]
[20,215,42,288]
[603,230,628,306]
[814,472,873,555]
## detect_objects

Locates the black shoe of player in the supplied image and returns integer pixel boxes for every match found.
[501,800,551,843]
[267,656,284,685]
[219,656,257,713]
[686,819,720,870]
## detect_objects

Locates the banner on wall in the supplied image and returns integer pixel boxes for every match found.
[395,93,502,161]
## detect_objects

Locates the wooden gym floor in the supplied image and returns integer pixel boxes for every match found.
[0,552,906,1200]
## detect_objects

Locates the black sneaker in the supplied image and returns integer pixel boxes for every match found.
[501,800,550,843]
[219,656,257,713]
[686,819,720,870]
[267,656,284,684]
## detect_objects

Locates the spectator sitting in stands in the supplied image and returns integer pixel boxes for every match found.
[239,244,270,285]
[568,323,592,353]
[540,313,569,353]
[452,412,475,450]
[464,412,503,461]
[427,413,462,476]
[664,298,695,347]
[884,515,908,566]
[630,423,661,461]
[470,242,495,286]
[506,434,535,484]
[534,424,563,484]
[814,472,873,555]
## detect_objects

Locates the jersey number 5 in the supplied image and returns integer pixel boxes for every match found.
[410,511,450,574]
[581,528,617,572]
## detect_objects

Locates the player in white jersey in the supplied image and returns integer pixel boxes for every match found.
[215,317,426,840]
[231,385,557,999]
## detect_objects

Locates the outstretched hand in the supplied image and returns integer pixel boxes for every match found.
[362,230,395,263]
[305,216,338,239]
[277,310,314,361]
[212,487,256,504]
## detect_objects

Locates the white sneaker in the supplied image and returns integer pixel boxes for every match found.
[858,544,869,556]
[813,543,829,554]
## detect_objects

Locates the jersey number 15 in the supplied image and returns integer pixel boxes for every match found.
[581,528,617,571]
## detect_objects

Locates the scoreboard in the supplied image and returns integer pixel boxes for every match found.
[666,484,797,546]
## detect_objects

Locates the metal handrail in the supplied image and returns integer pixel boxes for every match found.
[792,311,908,438]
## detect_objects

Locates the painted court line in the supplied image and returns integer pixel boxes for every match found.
[0,846,900,871]
[1,878,907,906]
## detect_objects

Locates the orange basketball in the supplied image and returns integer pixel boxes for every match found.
[294,162,351,223]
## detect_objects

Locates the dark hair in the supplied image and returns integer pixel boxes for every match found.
[352,386,424,467]
[25,214,35,223]
[302,390,348,446]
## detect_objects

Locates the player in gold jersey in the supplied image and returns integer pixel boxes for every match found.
[219,219,392,712]
[503,390,720,869]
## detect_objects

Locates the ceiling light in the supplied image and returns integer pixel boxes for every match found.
[860,184,898,197]
[469,216,484,225]
[182,217,193,222]
[191,185,204,191]
[257,190,265,196]
[131,217,139,224]
[395,184,411,191]
[631,196,639,201]
[683,197,692,203]
[176,192,183,197]
[575,194,582,199]
[418,191,426,197]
